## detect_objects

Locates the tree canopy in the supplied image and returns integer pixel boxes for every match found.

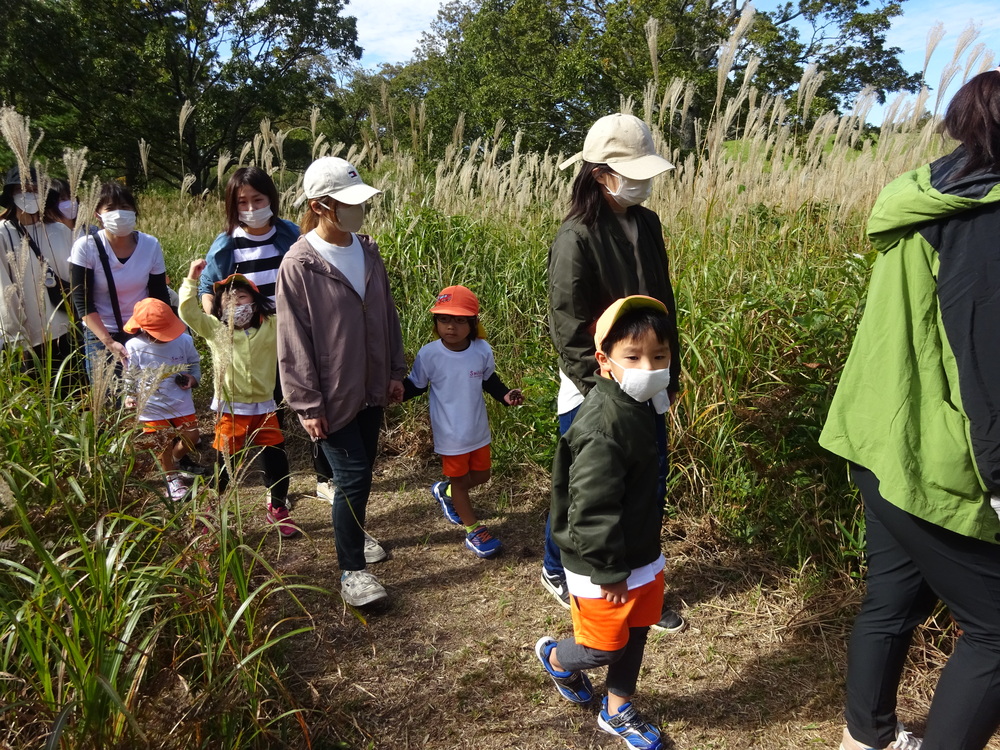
[0,0,361,188]
[365,0,921,155]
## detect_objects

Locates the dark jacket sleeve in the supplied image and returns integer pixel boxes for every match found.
[549,225,601,395]
[402,377,428,401]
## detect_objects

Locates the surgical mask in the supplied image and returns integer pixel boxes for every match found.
[607,173,653,207]
[239,204,272,229]
[101,209,136,236]
[58,199,79,220]
[229,303,255,328]
[608,357,672,404]
[13,192,39,214]
[321,201,365,233]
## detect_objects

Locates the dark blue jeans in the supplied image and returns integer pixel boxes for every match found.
[318,407,383,572]
[543,403,668,575]
[847,466,1000,750]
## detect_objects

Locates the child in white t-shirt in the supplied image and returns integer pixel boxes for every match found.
[122,298,201,501]
[403,285,523,558]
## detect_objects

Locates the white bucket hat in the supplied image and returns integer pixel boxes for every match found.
[294,156,381,207]
[559,114,674,179]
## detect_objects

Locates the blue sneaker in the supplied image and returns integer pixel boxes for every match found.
[597,696,663,749]
[431,481,461,524]
[534,636,593,704]
[465,526,502,558]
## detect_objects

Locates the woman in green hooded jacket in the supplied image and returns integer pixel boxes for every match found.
[821,69,1000,750]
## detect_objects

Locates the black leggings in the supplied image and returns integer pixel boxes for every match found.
[215,442,290,507]
[847,466,1000,750]
[555,626,650,698]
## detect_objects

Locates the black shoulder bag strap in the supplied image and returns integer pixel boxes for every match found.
[10,220,65,307]
[91,229,126,335]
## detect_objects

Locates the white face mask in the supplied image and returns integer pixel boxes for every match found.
[608,357,672,403]
[238,204,273,229]
[101,209,137,237]
[58,199,79,220]
[229,303,255,328]
[321,201,365,233]
[13,191,39,214]
[607,173,653,207]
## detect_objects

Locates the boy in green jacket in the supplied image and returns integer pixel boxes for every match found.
[536,295,672,750]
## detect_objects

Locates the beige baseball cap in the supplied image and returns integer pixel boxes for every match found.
[559,114,674,179]
[294,157,381,207]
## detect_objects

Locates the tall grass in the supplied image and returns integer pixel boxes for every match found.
[1,29,991,745]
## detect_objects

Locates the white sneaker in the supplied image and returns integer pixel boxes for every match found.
[316,481,334,504]
[364,533,387,563]
[841,723,922,750]
[340,570,388,607]
[167,475,189,501]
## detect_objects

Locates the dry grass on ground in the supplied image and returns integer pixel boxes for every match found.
[192,424,997,750]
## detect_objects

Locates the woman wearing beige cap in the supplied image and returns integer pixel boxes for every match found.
[543,113,684,633]
[276,156,406,608]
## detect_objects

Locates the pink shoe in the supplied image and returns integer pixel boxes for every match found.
[266,503,300,538]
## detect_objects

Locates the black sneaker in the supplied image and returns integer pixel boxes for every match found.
[540,568,570,609]
[178,455,209,476]
[650,608,687,633]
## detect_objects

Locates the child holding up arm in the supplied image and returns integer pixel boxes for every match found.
[536,296,673,750]
[122,298,200,501]
[403,285,523,559]
[179,259,296,538]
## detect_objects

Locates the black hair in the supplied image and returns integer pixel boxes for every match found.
[943,70,1000,178]
[96,181,138,214]
[224,166,280,235]
[565,161,616,227]
[600,306,672,355]
[433,313,479,342]
[211,278,275,327]
[0,174,65,224]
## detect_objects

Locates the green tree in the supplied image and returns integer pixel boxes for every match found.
[0,0,361,189]
[388,0,919,154]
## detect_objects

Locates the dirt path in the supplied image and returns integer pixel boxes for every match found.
[223,434,994,750]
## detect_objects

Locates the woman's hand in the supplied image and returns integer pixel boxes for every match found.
[188,259,207,280]
[302,416,328,440]
[108,339,129,363]
[600,581,629,605]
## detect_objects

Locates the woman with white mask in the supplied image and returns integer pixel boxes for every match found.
[543,113,684,633]
[69,181,170,377]
[0,166,74,373]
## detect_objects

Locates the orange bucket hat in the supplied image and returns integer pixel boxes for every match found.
[123,298,187,342]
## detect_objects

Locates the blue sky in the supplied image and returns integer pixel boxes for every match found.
[352,0,999,120]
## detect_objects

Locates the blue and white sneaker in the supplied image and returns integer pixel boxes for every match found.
[534,636,593,704]
[465,526,502,558]
[431,481,461,524]
[598,697,663,749]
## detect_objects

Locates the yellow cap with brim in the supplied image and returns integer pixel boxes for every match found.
[593,295,668,353]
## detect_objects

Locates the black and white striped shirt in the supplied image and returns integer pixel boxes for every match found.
[232,225,281,303]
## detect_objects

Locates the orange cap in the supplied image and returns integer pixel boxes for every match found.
[123,298,187,342]
[430,285,479,316]
[593,295,668,353]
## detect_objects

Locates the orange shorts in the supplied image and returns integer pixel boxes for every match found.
[570,571,665,651]
[142,413,198,434]
[441,444,491,477]
[213,412,284,453]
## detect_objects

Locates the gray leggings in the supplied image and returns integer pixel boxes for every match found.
[556,626,650,698]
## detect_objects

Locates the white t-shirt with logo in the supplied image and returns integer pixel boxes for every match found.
[69,230,167,332]
[407,338,495,456]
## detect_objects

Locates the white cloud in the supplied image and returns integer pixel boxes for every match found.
[351,0,444,68]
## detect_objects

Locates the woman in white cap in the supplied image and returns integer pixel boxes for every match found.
[543,113,684,633]
[276,156,406,608]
